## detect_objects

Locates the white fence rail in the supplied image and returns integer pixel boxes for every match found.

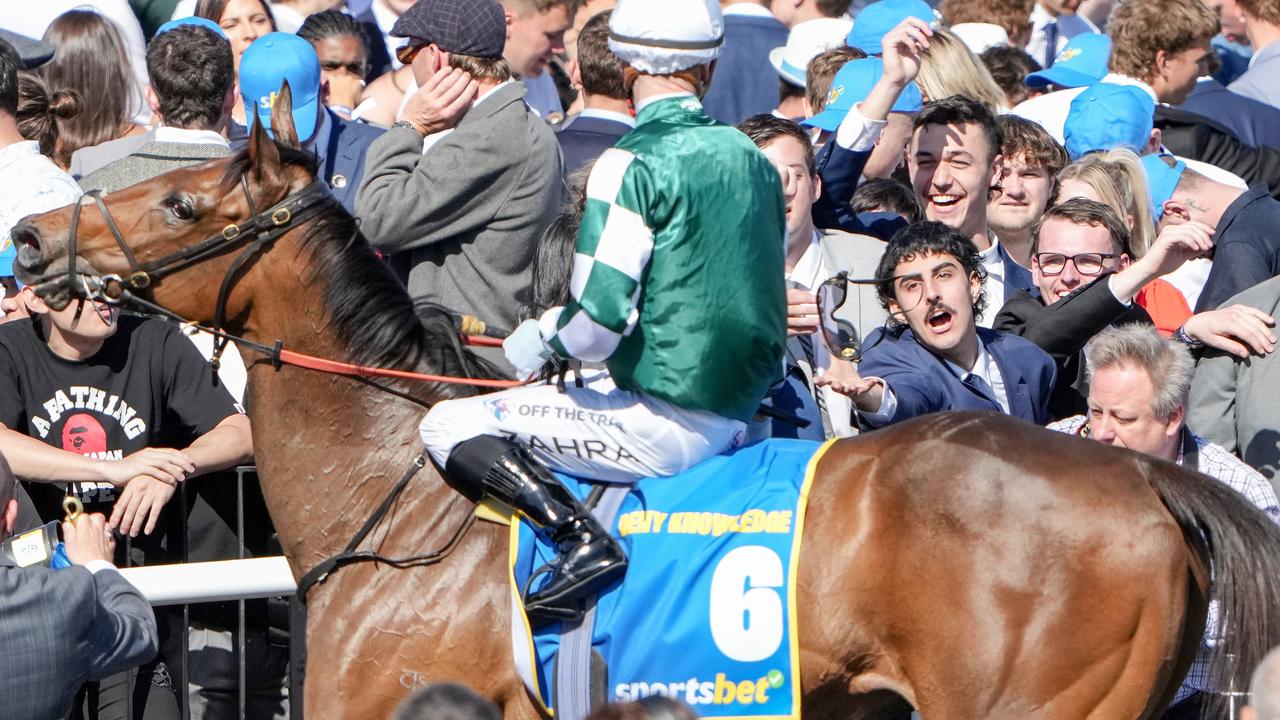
[118,556,296,606]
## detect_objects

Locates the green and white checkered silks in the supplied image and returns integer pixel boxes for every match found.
[547,148,655,362]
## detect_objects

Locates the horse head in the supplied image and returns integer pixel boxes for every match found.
[12,81,320,331]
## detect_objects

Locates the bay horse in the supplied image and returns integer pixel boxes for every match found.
[13,91,1280,720]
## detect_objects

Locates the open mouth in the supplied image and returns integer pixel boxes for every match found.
[926,307,954,333]
[929,194,962,208]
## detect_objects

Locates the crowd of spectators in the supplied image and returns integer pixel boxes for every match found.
[2,0,1280,715]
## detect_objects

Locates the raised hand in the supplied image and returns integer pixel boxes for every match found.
[1142,220,1215,278]
[881,17,933,86]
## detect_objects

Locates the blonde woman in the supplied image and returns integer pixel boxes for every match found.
[1055,148,1204,334]
[916,27,1008,112]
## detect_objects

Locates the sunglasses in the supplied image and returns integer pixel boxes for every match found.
[815,272,877,363]
[321,59,367,76]
[396,41,428,66]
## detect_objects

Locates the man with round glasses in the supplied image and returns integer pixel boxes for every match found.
[995,197,1213,419]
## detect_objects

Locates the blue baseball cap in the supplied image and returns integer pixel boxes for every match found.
[802,57,923,132]
[239,33,322,143]
[0,237,16,280]
[846,0,937,55]
[1025,33,1110,89]
[154,16,227,39]
[1063,83,1154,160]
[1142,154,1188,222]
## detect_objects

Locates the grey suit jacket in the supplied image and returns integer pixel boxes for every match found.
[790,229,888,437]
[79,142,232,195]
[819,228,890,347]
[1188,275,1280,491]
[0,560,157,720]
[68,131,155,181]
[356,83,564,353]
[1229,41,1280,110]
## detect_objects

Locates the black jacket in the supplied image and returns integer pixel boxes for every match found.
[994,276,1152,420]
[1155,105,1280,200]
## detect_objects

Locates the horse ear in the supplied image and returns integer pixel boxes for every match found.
[271,79,301,150]
[247,100,282,181]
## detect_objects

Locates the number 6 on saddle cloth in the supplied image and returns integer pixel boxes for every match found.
[815,272,877,364]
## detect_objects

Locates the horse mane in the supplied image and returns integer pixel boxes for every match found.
[220,146,499,397]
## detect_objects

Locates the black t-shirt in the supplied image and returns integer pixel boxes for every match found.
[0,314,243,517]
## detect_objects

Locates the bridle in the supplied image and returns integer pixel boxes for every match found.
[42,175,521,392]
[62,176,333,371]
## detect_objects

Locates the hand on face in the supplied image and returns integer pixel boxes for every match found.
[399,60,478,135]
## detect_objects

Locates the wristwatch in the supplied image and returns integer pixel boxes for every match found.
[1173,325,1205,349]
[392,120,424,136]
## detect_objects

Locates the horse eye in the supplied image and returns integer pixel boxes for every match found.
[167,198,195,221]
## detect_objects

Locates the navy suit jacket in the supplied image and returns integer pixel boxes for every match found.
[1196,184,1280,311]
[813,140,909,240]
[858,325,1057,427]
[556,114,633,178]
[701,14,789,125]
[311,109,385,213]
[1178,79,1280,149]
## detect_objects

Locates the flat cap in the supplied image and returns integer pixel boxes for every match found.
[391,0,507,59]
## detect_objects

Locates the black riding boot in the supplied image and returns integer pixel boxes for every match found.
[446,435,628,622]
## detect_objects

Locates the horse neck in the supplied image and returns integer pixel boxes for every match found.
[232,255,463,577]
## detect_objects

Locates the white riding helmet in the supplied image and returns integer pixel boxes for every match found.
[607,0,725,75]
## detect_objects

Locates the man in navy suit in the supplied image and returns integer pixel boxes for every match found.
[557,11,633,178]
[236,33,385,214]
[702,0,789,124]
[817,221,1057,427]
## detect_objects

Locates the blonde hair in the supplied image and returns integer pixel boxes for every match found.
[1056,149,1156,257]
[916,28,1008,113]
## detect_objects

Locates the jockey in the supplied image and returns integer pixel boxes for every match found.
[419,0,787,622]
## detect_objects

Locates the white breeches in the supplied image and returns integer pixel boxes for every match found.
[419,371,747,483]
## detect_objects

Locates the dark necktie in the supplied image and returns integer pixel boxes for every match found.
[798,333,833,437]
[963,372,1002,411]
[1043,20,1060,68]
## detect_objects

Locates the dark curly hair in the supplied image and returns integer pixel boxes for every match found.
[875,221,988,325]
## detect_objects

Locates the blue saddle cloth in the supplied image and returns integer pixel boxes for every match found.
[511,438,827,720]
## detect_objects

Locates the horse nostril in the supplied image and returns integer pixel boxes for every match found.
[11,222,41,252]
